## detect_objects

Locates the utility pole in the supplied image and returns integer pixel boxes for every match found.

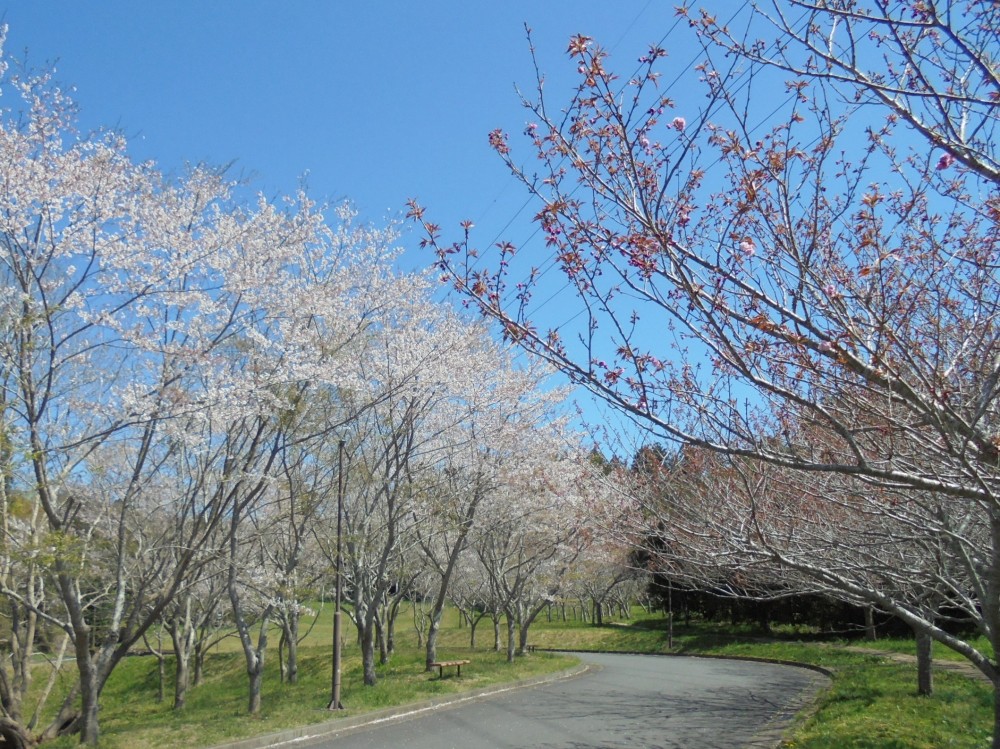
[329,439,346,710]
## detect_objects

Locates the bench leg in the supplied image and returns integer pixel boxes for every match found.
[456,664,461,677]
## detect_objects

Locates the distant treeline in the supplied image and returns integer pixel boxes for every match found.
[646,574,976,640]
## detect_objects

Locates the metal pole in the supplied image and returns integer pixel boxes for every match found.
[329,439,345,710]
[667,578,674,650]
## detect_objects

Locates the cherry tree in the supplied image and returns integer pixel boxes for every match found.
[336,386,427,686]
[445,554,497,649]
[472,452,594,660]
[411,351,570,670]
[0,34,414,743]
[329,286,492,686]
[161,560,229,710]
[566,539,643,626]
[221,406,305,716]
[264,439,335,685]
[630,444,972,690]
[412,0,1000,738]
[213,228,432,709]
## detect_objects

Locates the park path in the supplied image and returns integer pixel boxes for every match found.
[267,652,828,749]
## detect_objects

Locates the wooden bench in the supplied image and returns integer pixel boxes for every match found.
[429,659,471,678]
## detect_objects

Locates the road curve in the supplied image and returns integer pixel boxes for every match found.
[295,652,828,749]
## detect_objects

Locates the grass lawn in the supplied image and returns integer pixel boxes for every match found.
[25,605,996,748]
[38,605,573,749]
[850,634,995,663]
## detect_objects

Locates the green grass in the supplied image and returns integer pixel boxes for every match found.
[36,606,573,749]
[18,605,997,748]
[852,634,995,663]
[684,639,991,748]
[74,648,570,749]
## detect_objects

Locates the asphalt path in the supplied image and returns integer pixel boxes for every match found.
[293,653,828,749]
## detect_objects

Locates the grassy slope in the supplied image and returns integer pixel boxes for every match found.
[30,605,994,748]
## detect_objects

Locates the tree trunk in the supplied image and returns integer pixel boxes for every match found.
[386,601,398,658]
[518,600,549,655]
[355,610,378,687]
[173,648,190,710]
[423,495,479,671]
[667,582,674,649]
[229,575,271,714]
[285,614,299,684]
[73,626,100,746]
[193,642,206,686]
[518,619,531,654]
[240,628,268,716]
[156,650,165,703]
[469,615,479,649]
[247,662,263,715]
[0,718,36,749]
[425,614,441,670]
[278,630,287,683]
[376,614,389,666]
[493,616,501,652]
[168,620,193,710]
[505,611,516,663]
[362,618,378,686]
[234,625,268,715]
[78,678,99,745]
[915,630,933,696]
[864,606,877,641]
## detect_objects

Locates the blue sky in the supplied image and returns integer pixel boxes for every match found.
[0,2,691,234]
[0,1,708,450]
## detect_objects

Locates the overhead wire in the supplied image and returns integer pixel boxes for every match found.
[487,6,698,315]
[461,0,656,233]
[527,5,809,330]
[533,6,843,339]
[467,2,682,274]
[449,4,826,348]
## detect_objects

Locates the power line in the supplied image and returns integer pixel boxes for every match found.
[531,9,829,335]
[451,5,821,341]
[470,1,676,262]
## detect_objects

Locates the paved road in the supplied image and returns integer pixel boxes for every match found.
[296,653,828,749]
